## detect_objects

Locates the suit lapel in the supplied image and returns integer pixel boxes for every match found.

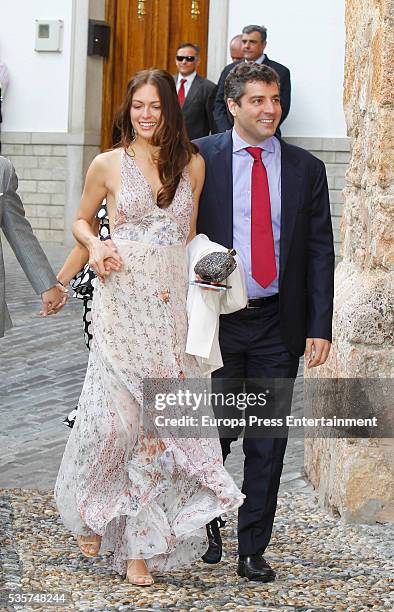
[212,131,233,247]
[279,139,303,284]
[182,74,201,111]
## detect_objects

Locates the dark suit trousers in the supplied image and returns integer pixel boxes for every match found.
[212,300,299,556]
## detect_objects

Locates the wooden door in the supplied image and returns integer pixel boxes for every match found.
[102,0,210,150]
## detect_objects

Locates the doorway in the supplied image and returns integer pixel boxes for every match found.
[102,0,210,150]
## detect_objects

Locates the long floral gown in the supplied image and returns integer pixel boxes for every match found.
[54,150,244,576]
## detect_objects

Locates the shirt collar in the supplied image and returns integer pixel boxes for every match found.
[232,127,276,154]
[178,71,197,83]
[244,53,266,65]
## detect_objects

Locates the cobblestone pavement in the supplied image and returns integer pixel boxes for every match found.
[0,489,392,612]
[1,244,393,611]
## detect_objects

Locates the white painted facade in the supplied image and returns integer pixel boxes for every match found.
[1,0,347,138]
[1,0,105,245]
[209,0,347,138]
[0,0,72,133]
[2,0,348,139]
[1,0,348,248]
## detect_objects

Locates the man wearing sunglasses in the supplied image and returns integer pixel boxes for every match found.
[174,42,216,140]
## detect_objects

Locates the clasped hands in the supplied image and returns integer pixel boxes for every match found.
[88,238,123,282]
[41,283,68,316]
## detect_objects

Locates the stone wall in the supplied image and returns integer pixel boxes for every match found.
[286,137,350,264]
[1,133,100,245]
[304,0,394,523]
[2,137,67,244]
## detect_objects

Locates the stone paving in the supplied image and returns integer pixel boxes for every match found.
[1,243,393,611]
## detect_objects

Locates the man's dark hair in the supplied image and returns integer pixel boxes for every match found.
[224,63,280,105]
[176,42,200,57]
[242,24,267,43]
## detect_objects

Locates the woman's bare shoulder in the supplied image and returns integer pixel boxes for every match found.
[187,152,205,179]
[86,149,122,183]
[92,148,122,169]
[186,153,205,193]
[189,152,205,171]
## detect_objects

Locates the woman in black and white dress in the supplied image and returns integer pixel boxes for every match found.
[57,202,114,427]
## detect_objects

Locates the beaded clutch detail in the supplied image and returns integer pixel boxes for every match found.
[194,249,237,283]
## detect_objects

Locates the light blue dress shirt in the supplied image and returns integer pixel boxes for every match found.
[254,53,266,65]
[232,128,281,298]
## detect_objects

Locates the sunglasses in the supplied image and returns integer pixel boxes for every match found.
[176,55,196,62]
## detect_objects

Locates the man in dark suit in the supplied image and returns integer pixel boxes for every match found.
[174,42,216,140]
[229,34,244,62]
[213,25,291,134]
[195,63,334,581]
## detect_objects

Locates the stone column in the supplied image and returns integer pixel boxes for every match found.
[304,0,394,523]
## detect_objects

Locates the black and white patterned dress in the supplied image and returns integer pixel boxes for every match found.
[63,202,110,428]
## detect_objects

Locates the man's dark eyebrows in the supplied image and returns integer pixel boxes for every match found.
[248,94,280,101]
[242,36,259,43]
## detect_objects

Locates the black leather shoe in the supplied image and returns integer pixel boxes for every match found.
[237,554,276,582]
[201,517,225,564]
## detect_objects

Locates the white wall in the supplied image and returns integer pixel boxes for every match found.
[0,0,72,132]
[227,0,347,137]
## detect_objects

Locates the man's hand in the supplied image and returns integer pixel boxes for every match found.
[41,284,68,316]
[304,338,331,368]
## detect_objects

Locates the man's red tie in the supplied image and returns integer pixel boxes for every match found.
[178,78,187,106]
[245,147,277,288]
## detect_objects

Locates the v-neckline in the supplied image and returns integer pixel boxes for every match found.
[129,155,162,205]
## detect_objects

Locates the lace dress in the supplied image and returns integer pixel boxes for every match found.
[54,150,244,576]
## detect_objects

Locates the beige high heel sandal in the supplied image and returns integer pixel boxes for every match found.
[126,559,155,586]
[76,534,102,558]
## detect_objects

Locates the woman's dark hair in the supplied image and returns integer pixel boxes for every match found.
[111,108,122,147]
[118,68,197,209]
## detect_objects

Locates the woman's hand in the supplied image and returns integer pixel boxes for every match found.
[88,238,123,281]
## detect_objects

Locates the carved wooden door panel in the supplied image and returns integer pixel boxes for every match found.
[102,0,210,150]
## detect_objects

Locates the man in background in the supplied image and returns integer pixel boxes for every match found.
[0,156,67,337]
[174,42,216,140]
[209,35,245,134]
[229,34,244,62]
[213,25,291,134]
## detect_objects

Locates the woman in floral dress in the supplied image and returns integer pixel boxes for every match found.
[54,69,244,586]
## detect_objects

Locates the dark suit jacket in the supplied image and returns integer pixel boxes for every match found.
[194,131,334,357]
[174,74,216,140]
[213,56,291,134]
